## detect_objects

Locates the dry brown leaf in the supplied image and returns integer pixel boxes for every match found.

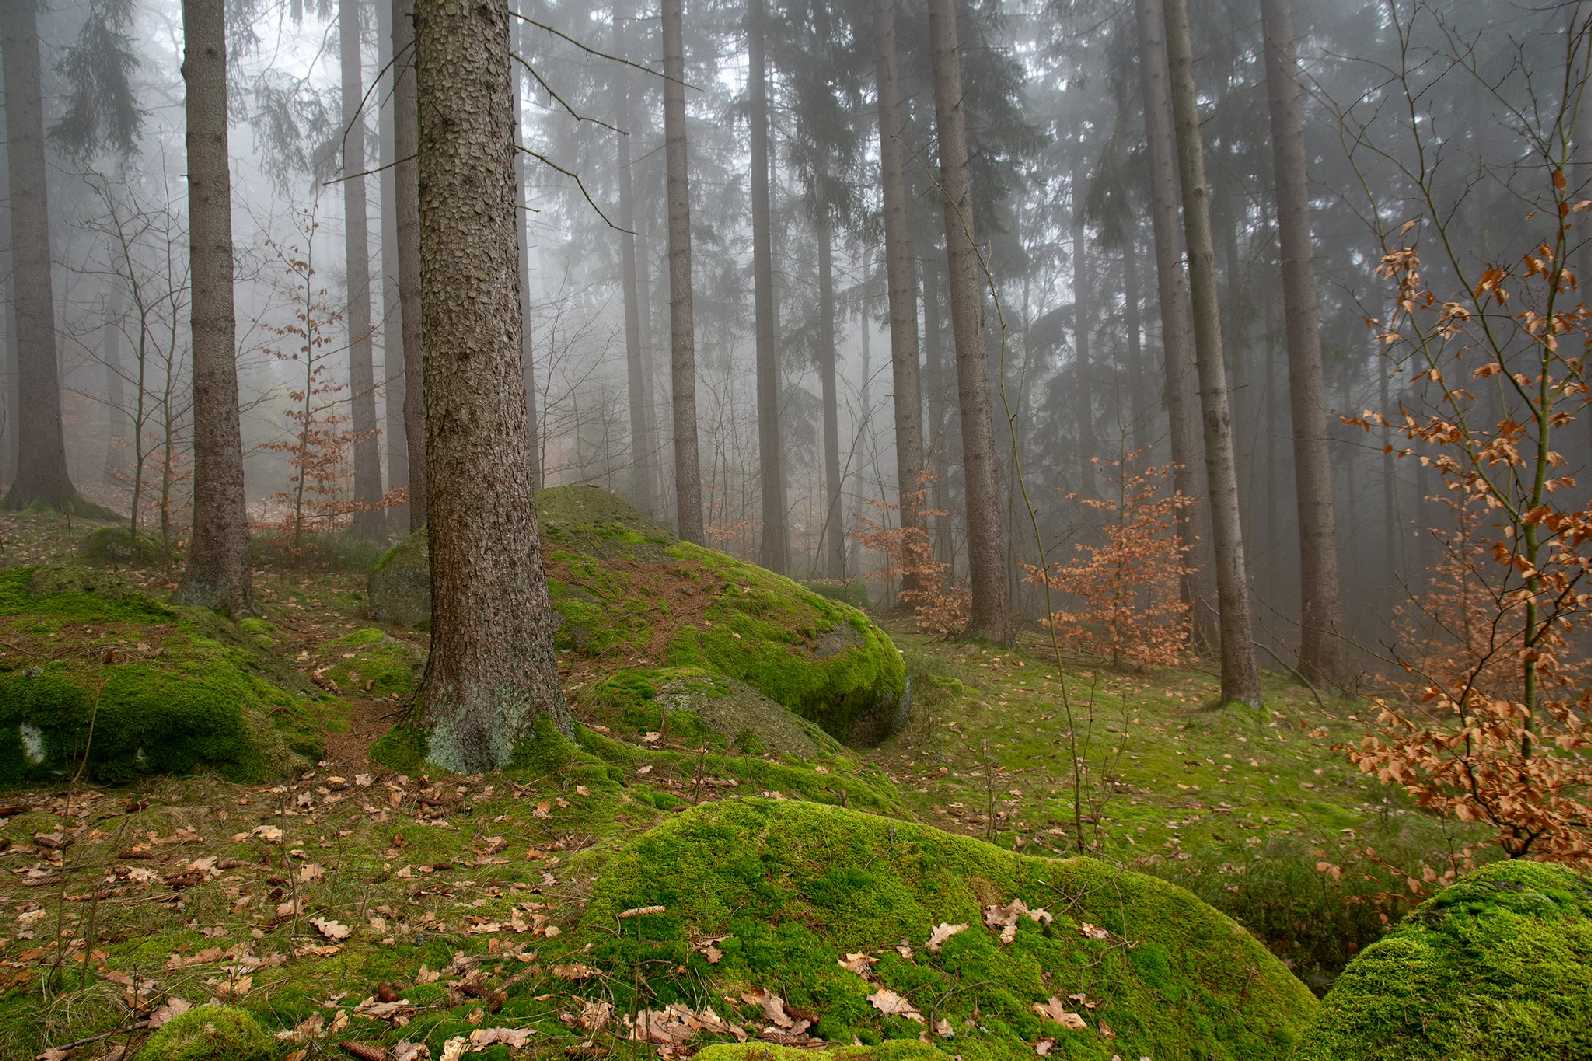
[927,922,967,952]
[1033,997,1087,1030]
[867,987,924,1023]
[312,917,352,941]
[838,951,876,976]
[618,904,666,919]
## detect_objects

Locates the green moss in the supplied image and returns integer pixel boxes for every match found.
[699,1045,942,1060]
[320,627,423,699]
[1292,860,1592,1060]
[367,531,431,628]
[369,723,430,773]
[134,1004,272,1061]
[251,529,390,573]
[576,798,1316,1058]
[78,526,172,567]
[803,577,873,611]
[0,565,174,627]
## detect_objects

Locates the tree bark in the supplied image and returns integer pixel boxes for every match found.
[1122,236,1152,459]
[377,0,409,527]
[662,0,704,544]
[1161,0,1261,704]
[1260,0,1347,684]
[394,0,427,527]
[1071,157,1098,496]
[340,0,385,537]
[816,197,844,579]
[176,0,253,615]
[875,0,927,601]
[1,0,81,511]
[748,0,786,572]
[1134,0,1214,649]
[413,0,568,771]
[927,0,1008,641]
[103,282,129,486]
[921,243,955,570]
[613,1,657,517]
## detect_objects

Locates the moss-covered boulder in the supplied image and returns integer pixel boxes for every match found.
[575,798,1317,1058]
[135,1004,272,1061]
[1292,859,1592,1061]
[0,565,329,784]
[78,526,171,567]
[316,627,424,699]
[369,486,909,745]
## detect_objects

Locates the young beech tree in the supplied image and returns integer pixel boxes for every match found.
[413,0,568,770]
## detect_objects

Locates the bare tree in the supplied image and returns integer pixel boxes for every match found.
[748,0,787,572]
[1162,0,1261,704]
[176,0,254,616]
[662,0,704,543]
[1260,0,1347,684]
[927,0,1009,640]
[413,0,568,770]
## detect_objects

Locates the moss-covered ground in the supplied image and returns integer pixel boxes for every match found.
[0,507,1565,1060]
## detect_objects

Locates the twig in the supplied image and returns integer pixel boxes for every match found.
[1253,640,1327,713]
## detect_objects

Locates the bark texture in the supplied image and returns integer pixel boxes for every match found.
[414,0,568,771]
[875,0,928,602]
[1135,0,1214,648]
[1,0,79,511]
[748,0,787,573]
[341,0,385,537]
[513,2,540,492]
[662,0,704,544]
[1162,0,1261,705]
[816,201,844,579]
[176,0,254,616]
[1071,157,1098,496]
[394,0,427,527]
[927,0,1009,641]
[1260,0,1347,684]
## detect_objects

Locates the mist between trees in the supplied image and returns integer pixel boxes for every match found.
[2,0,1590,808]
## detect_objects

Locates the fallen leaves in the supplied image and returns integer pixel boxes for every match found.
[866,986,924,1023]
[439,1027,533,1060]
[313,918,352,941]
[926,921,967,952]
[983,898,1052,944]
[1033,996,1088,1030]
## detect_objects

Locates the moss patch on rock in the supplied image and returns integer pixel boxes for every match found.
[134,1004,272,1061]
[575,798,1317,1059]
[0,565,331,784]
[317,627,423,700]
[368,485,909,746]
[78,526,172,568]
[1292,859,1592,1060]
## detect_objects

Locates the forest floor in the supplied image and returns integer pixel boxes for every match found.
[0,509,1482,1058]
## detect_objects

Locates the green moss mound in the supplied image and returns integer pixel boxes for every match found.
[318,627,423,699]
[576,798,1316,1059]
[78,526,172,567]
[135,1004,272,1061]
[1292,859,1592,1061]
[369,485,909,746]
[0,566,328,784]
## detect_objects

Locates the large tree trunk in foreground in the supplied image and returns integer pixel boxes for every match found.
[513,1,541,492]
[662,0,704,544]
[1162,0,1261,705]
[927,0,1009,641]
[748,0,786,573]
[394,0,427,528]
[613,2,657,517]
[413,0,568,771]
[377,0,408,528]
[1260,0,1346,685]
[1135,0,1214,649]
[341,0,385,537]
[176,0,253,616]
[876,0,927,602]
[1,0,80,511]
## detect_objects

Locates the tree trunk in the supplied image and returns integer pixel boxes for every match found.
[1260,0,1346,683]
[378,0,409,527]
[875,0,927,601]
[1071,157,1098,496]
[1162,0,1260,704]
[662,0,704,544]
[1122,236,1151,459]
[413,0,568,771]
[513,1,540,493]
[921,245,955,570]
[748,0,786,573]
[394,0,427,527]
[340,0,385,537]
[103,282,128,486]
[816,198,845,579]
[1,0,80,511]
[927,0,1008,641]
[176,0,253,615]
[613,1,657,517]
[1134,0,1214,648]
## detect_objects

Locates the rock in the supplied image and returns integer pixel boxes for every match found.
[368,485,910,746]
[1292,859,1592,1060]
[576,798,1318,1058]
